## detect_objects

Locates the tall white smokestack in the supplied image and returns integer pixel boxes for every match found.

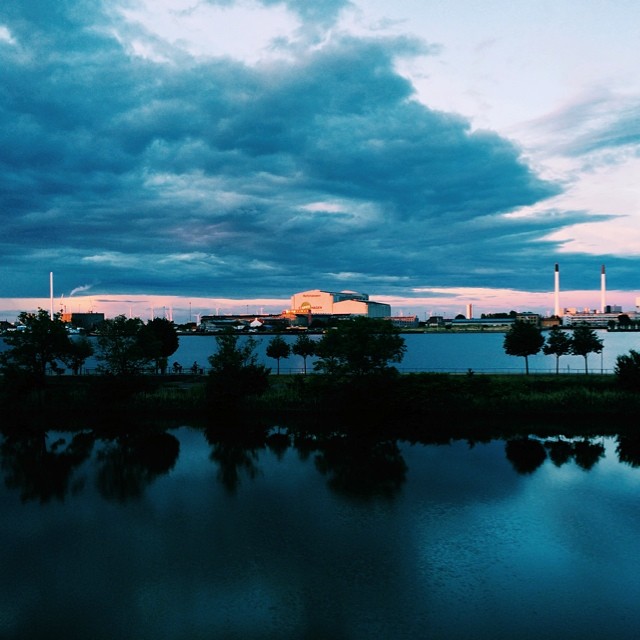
[554,263,561,317]
[601,264,606,313]
[49,272,54,320]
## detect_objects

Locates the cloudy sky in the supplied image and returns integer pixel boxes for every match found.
[1,0,639,321]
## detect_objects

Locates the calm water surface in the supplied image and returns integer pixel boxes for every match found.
[1,427,639,639]
[167,330,640,374]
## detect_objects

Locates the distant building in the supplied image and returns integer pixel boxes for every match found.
[388,315,420,328]
[199,315,290,332]
[289,290,391,318]
[61,312,105,331]
[515,312,541,326]
[451,317,515,329]
[561,310,618,327]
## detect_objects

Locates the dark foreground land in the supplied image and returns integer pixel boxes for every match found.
[2,372,638,441]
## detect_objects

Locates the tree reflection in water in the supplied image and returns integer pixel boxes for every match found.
[616,434,640,467]
[0,430,94,503]
[505,437,547,474]
[507,436,606,474]
[572,439,605,470]
[544,439,574,467]
[205,425,267,494]
[266,430,290,460]
[313,436,407,501]
[95,432,180,502]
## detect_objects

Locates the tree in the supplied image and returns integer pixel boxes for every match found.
[0,309,73,386]
[95,315,149,375]
[614,349,640,391]
[542,326,572,374]
[266,335,290,375]
[138,318,179,374]
[292,333,316,374]
[206,330,270,407]
[503,320,544,375]
[618,314,632,328]
[61,336,94,375]
[570,323,603,374]
[313,317,406,377]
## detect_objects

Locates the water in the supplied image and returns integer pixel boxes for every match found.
[170,330,640,374]
[1,428,639,639]
[2,329,639,373]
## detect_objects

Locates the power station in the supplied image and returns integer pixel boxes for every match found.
[554,263,627,327]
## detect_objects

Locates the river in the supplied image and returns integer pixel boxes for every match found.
[2,328,639,374]
[1,427,639,639]
[169,330,640,374]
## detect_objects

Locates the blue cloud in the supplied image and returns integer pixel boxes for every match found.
[0,0,615,301]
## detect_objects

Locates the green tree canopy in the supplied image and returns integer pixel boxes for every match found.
[0,309,73,386]
[207,331,270,407]
[503,320,544,375]
[542,325,572,374]
[615,349,640,391]
[292,333,316,374]
[95,315,149,375]
[313,317,406,377]
[570,324,604,374]
[138,318,179,374]
[266,335,290,375]
[61,336,94,375]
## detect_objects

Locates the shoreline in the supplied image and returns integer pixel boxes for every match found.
[2,372,638,439]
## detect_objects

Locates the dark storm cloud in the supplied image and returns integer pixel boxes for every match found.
[0,0,588,300]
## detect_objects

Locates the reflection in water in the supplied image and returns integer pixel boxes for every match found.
[266,430,290,460]
[616,434,640,467]
[543,437,606,470]
[314,436,407,500]
[0,425,622,508]
[544,438,574,466]
[2,428,640,639]
[205,426,266,493]
[96,432,180,502]
[507,436,607,474]
[572,439,605,470]
[505,437,547,474]
[0,431,93,503]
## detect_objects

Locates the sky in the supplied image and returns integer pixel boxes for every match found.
[1,0,640,322]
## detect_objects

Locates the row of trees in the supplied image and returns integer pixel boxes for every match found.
[503,321,604,374]
[0,310,180,386]
[208,317,406,408]
[264,318,406,377]
[5,311,640,407]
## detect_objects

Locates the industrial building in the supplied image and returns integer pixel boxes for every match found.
[289,290,391,318]
[61,312,105,331]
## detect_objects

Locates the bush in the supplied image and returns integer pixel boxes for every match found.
[615,350,640,391]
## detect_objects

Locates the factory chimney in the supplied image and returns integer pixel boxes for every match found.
[554,263,561,317]
[601,264,606,313]
[49,272,54,320]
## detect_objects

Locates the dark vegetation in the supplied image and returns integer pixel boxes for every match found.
[2,313,640,443]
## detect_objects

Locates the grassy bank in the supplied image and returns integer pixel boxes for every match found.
[1,372,638,440]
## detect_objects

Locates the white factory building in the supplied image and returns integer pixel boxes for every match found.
[290,289,391,318]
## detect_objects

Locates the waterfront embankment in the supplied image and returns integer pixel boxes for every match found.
[2,372,639,440]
